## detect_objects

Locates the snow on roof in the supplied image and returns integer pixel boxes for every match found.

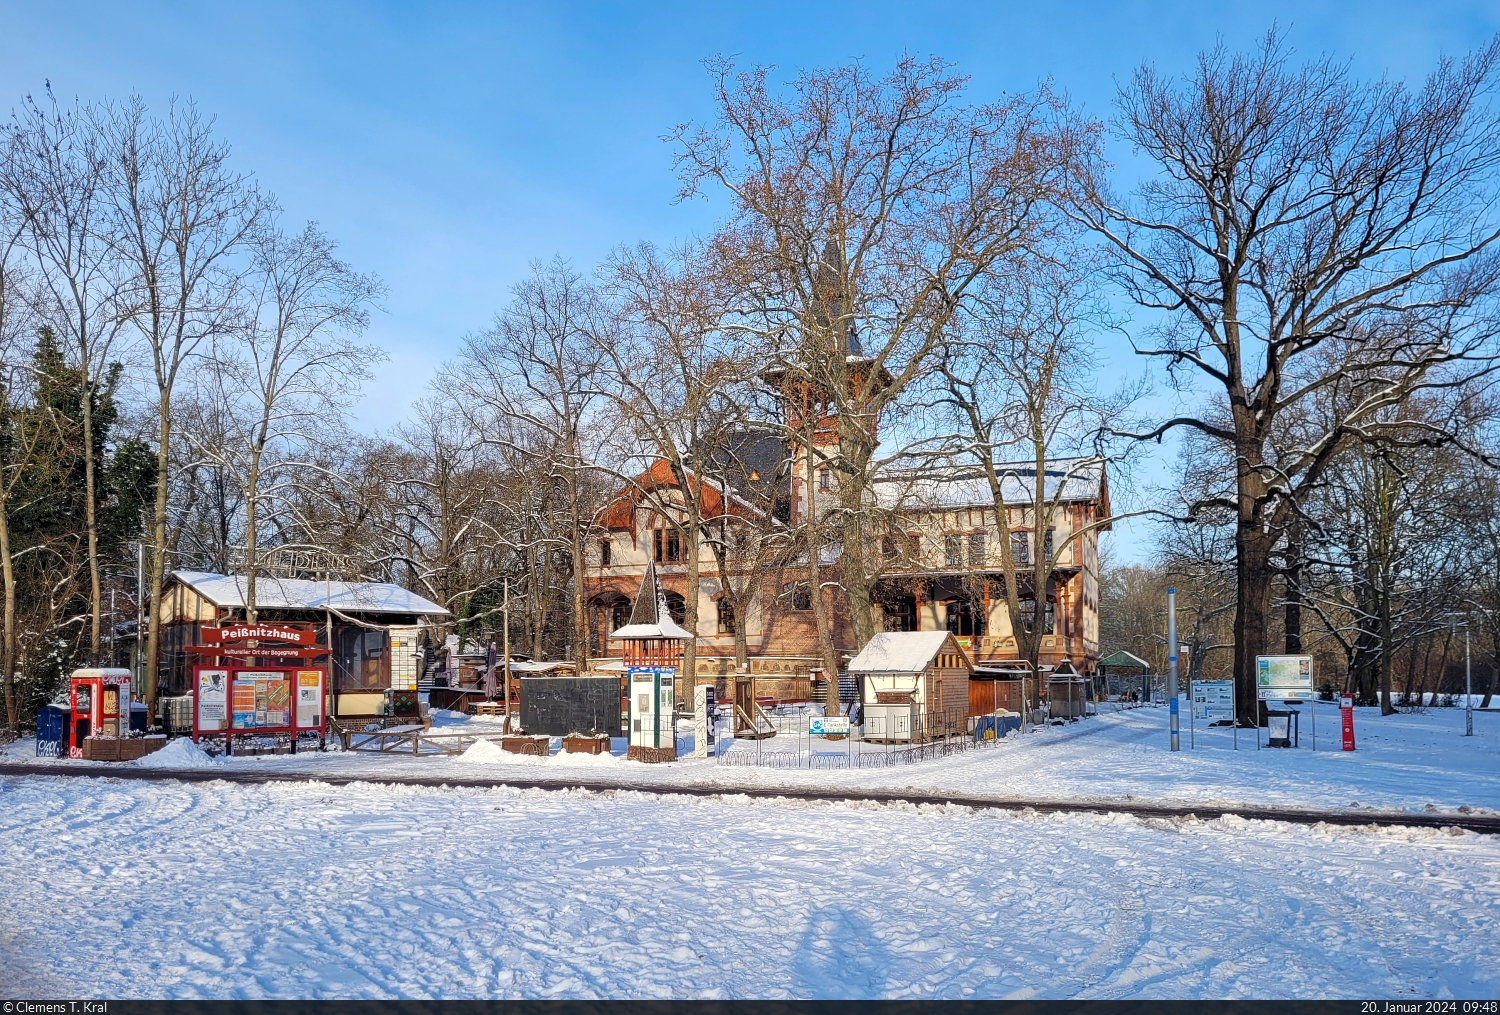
[172,571,449,616]
[873,459,1105,512]
[847,631,959,673]
[1098,649,1152,671]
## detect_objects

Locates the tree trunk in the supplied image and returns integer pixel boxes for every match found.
[81,386,102,663]
[570,469,589,673]
[0,498,16,734]
[1283,524,1303,654]
[143,389,172,709]
[1233,520,1274,726]
[803,455,842,716]
[244,447,261,624]
[1378,575,1396,716]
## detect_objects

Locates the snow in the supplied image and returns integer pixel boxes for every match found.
[171,570,448,615]
[6,702,1496,819]
[0,774,1495,998]
[134,737,224,770]
[457,738,509,764]
[846,631,952,673]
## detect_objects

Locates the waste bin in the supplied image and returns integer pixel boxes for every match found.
[36,703,67,757]
[1266,708,1299,748]
[129,702,148,734]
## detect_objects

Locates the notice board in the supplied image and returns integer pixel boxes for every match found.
[519,676,623,736]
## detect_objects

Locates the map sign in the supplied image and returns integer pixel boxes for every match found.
[1191,679,1235,721]
[1256,655,1314,701]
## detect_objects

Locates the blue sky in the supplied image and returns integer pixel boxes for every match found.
[3,1,1497,557]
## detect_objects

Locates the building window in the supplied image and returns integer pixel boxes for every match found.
[653,527,682,563]
[717,599,736,634]
[945,600,986,637]
[945,535,962,567]
[967,532,986,566]
[785,582,812,612]
[1011,531,1030,564]
[882,536,898,560]
[818,467,831,492]
[333,626,389,690]
[1044,528,1055,561]
[884,596,917,632]
[600,538,612,567]
[1019,599,1056,634]
[663,591,687,625]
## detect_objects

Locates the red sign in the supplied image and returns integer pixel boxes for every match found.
[1340,695,1356,752]
[201,624,315,646]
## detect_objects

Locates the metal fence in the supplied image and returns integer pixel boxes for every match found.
[713,705,1014,770]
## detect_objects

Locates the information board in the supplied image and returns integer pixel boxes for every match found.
[1256,654,1314,701]
[196,668,229,730]
[1191,680,1236,721]
[810,716,851,735]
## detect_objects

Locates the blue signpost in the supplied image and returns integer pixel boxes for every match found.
[1167,586,1180,752]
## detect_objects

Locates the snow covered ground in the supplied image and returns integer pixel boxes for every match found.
[6,700,1495,817]
[1,703,1497,998]
[1,774,1496,999]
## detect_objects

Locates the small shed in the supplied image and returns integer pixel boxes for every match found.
[848,631,971,731]
[1098,649,1152,701]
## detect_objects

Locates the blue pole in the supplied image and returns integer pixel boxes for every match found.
[1167,586,1180,752]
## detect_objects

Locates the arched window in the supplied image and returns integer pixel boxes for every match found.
[663,591,687,626]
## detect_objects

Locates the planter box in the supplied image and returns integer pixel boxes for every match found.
[82,737,167,762]
[563,735,610,755]
[502,736,550,757]
[626,744,677,764]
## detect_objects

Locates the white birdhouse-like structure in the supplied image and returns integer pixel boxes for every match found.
[609,562,693,763]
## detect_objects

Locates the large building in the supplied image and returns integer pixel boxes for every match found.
[582,416,1110,690]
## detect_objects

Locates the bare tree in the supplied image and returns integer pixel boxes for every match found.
[677,57,1088,647]
[937,254,1142,668]
[102,97,270,706]
[2,89,130,662]
[195,221,382,623]
[593,241,753,692]
[451,258,608,666]
[1074,33,1500,720]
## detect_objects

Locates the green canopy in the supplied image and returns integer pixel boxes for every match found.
[1098,650,1151,672]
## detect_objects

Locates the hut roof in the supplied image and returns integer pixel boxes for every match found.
[847,631,969,673]
[1098,650,1152,672]
[171,570,448,616]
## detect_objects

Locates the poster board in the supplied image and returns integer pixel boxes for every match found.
[1256,655,1314,701]
[194,665,325,740]
[1192,680,1236,721]
[389,626,420,692]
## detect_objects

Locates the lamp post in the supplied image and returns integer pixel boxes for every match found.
[1465,624,1473,737]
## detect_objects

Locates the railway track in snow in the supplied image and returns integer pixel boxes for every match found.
[3,760,1497,835]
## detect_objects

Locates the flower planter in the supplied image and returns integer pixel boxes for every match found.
[562,735,610,755]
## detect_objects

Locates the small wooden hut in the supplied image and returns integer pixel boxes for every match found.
[847,631,971,740]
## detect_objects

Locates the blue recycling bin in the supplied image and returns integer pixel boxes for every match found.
[36,703,67,757]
